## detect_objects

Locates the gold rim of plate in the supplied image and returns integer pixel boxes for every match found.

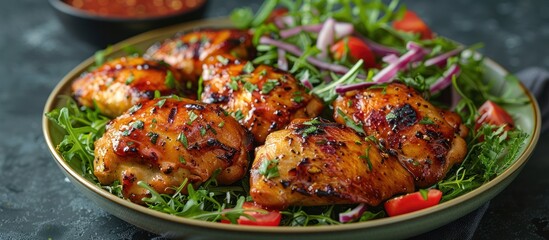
[42,18,541,234]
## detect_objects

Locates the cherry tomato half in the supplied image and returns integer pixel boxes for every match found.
[331,36,377,69]
[384,189,442,217]
[266,8,289,24]
[476,100,515,131]
[221,202,282,226]
[392,10,434,40]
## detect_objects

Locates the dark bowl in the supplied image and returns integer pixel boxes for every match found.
[49,0,208,47]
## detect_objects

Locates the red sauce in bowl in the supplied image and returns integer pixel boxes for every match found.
[63,0,205,18]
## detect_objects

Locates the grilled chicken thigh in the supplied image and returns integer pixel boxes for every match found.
[145,29,255,87]
[250,118,414,209]
[333,83,467,187]
[72,57,193,118]
[94,98,253,204]
[201,56,324,143]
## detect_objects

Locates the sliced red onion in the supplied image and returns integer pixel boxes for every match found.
[335,81,381,94]
[280,24,321,38]
[274,18,286,29]
[424,47,464,67]
[339,203,367,223]
[406,42,430,62]
[333,22,354,39]
[260,36,351,74]
[354,34,400,57]
[406,41,423,51]
[277,48,288,71]
[275,15,295,29]
[301,78,313,89]
[316,18,336,59]
[430,64,461,93]
[372,43,429,83]
[382,54,399,64]
[307,57,350,74]
[260,36,302,55]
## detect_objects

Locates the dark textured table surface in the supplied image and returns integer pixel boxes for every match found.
[1,0,548,239]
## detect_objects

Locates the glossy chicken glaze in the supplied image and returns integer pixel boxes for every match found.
[333,83,467,187]
[250,118,414,209]
[144,29,255,90]
[93,98,253,204]
[201,55,324,144]
[71,57,193,118]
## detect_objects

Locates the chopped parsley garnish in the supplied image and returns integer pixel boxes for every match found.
[146,132,159,144]
[197,76,204,100]
[299,118,323,137]
[244,81,258,92]
[200,126,207,136]
[233,110,244,121]
[164,70,175,89]
[178,132,188,148]
[206,124,217,135]
[360,146,373,171]
[218,121,225,128]
[131,120,144,129]
[125,74,135,85]
[188,111,198,124]
[227,78,239,91]
[385,112,397,123]
[156,99,167,108]
[261,79,279,94]
[179,156,186,164]
[292,91,303,103]
[216,55,230,65]
[336,108,365,134]
[259,69,268,76]
[154,90,161,98]
[128,103,142,114]
[419,117,435,125]
[258,158,280,179]
[242,62,255,74]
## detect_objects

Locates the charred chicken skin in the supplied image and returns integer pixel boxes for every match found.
[71,57,193,118]
[333,83,467,187]
[250,118,415,209]
[144,29,255,89]
[93,98,253,204]
[201,55,324,144]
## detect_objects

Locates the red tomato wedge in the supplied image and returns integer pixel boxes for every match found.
[392,10,434,39]
[266,8,289,24]
[384,189,442,217]
[476,100,515,131]
[221,202,282,226]
[331,36,377,69]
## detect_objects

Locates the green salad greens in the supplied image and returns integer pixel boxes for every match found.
[47,0,529,226]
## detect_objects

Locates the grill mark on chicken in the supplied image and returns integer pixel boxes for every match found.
[93,98,252,205]
[387,103,418,130]
[333,83,468,187]
[144,29,256,93]
[71,57,191,118]
[250,118,414,209]
[168,107,177,124]
[201,57,324,144]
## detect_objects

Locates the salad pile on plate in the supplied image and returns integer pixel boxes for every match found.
[47,0,528,226]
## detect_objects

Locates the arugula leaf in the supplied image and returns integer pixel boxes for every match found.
[438,125,528,201]
[45,98,109,181]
